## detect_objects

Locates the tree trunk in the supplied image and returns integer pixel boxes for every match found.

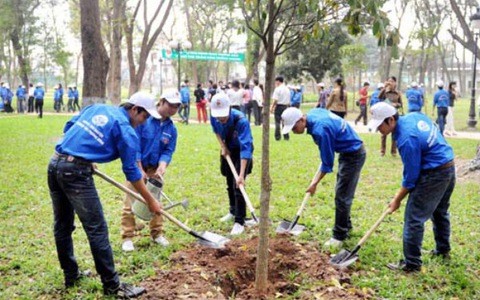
[10,28,29,88]
[80,0,110,106]
[245,30,262,82]
[110,0,124,104]
[184,0,198,84]
[255,0,275,295]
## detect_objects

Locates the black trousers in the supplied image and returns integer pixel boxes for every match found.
[251,101,262,125]
[274,104,289,140]
[220,152,252,225]
[35,99,44,118]
[28,96,35,112]
[355,104,368,125]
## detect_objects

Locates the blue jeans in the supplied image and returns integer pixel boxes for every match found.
[403,165,455,268]
[47,155,119,289]
[436,107,448,135]
[333,146,366,240]
[178,103,190,123]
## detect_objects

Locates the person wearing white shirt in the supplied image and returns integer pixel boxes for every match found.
[252,79,264,126]
[227,80,243,111]
[270,76,291,140]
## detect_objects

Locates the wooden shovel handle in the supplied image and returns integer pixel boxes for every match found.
[225,155,256,213]
[357,206,391,247]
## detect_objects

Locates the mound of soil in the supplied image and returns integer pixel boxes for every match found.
[456,159,480,184]
[141,235,370,299]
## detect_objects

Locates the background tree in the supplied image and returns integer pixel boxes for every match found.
[80,0,110,105]
[341,43,367,110]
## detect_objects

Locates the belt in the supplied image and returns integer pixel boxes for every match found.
[423,160,455,173]
[53,152,92,166]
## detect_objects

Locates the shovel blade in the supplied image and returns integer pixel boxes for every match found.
[196,231,230,249]
[329,249,359,269]
[275,220,305,236]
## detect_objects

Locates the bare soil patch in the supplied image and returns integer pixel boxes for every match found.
[456,159,480,184]
[141,235,371,299]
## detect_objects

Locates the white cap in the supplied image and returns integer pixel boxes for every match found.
[160,89,181,104]
[436,80,444,87]
[37,82,43,87]
[210,93,230,117]
[127,92,161,119]
[317,82,325,87]
[4,83,9,89]
[411,82,418,87]
[281,107,303,135]
[367,102,397,131]
[377,83,384,89]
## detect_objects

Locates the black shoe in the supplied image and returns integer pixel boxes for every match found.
[65,270,92,288]
[430,250,451,260]
[104,282,146,299]
[387,260,420,273]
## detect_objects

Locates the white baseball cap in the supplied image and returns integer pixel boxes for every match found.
[281,107,303,135]
[367,102,397,131]
[210,93,230,117]
[436,80,444,87]
[127,92,161,119]
[377,83,384,89]
[411,82,418,87]
[317,82,325,87]
[160,89,181,104]
[37,82,43,87]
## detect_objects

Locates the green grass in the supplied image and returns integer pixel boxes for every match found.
[0,112,479,299]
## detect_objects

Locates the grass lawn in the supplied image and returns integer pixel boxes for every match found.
[0,109,479,299]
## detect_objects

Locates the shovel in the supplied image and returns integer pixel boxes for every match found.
[225,155,258,223]
[94,169,230,249]
[275,192,311,235]
[330,206,391,269]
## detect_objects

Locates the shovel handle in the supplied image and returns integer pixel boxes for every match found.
[225,155,257,217]
[93,169,194,233]
[357,206,391,247]
[295,192,311,217]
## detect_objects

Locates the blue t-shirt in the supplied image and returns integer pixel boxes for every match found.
[16,87,26,99]
[306,108,363,173]
[135,116,178,167]
[180,87,190,104]
[34,87,45,100]
[210,109,253,159]
[68,89,75,98]
[370,89,381,107]
[291,91,302,105]
[433,89,449,108]
[56,105,142,182]
[54,89,61,101]
[406,88,423,112]
[393,112,454,190]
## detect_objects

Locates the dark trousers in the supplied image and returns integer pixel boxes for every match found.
[178,103,190,124]
[291,103,300,108]
[355,104,367,125]
[28,96,34,112]
[403,165,455,268]
[67,98,74,112]
[35,99,44,118]
[48,156,120,289]
[251,101,262,125]
[73,98,80,112]
[17,97,25,113]
[381,134,397,155]
[245,101,253,123]
[54,101,61,112]
[274,104,289,140]
[220,153,252,225]
[436,107,448,135]
[332,147,366,240]
[331,110,346,119]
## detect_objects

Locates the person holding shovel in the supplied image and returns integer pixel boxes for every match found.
[210,93,255,235]
[281,107,366,249]
[368,102,455,272]
[121,89,180,252]
[48,92,162,298]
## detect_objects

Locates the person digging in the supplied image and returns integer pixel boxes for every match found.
[210,93,256,235]
[281,107,366,249]
[368,102,455,272]
[121,89,181,252]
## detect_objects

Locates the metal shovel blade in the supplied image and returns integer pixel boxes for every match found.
[196,231,231,249]
[329,249,359,269]
[275,220,305,236]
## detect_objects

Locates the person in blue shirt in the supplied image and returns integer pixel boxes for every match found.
[16,85,26,113]
[67,86,75,112]
[53,87,61,112]
[0,82,5,111]
[48,92,162,298]
[34,82,45,118]
[368,102,455,273]
[210,93,255,235]
[281,107,366,249]
[369,83,383,107]
[179,81,191,124]
[405,82,424,112]
[290,86,302,108]
[3,83,14,113]
[121,89,180,252]
[73,86,80,112]
[432,80,450,135]
[58,83,64,111]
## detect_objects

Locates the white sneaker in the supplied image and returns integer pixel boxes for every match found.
[153,235,170,247]
[323,238,343,248]
[244,219,257,227]
[230,223,245,235]
[122,240,135,252]
[220,212,234,222]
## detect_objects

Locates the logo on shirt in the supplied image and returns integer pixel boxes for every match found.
[92,115,109,127]
[417,120,430,132]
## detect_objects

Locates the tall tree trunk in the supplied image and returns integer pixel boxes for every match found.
[110,0,124,104]
[245,30,262,82]
[184,0,198,84]
[255,0,275,295]
[10,28,29,88]
[81,0,110,106]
